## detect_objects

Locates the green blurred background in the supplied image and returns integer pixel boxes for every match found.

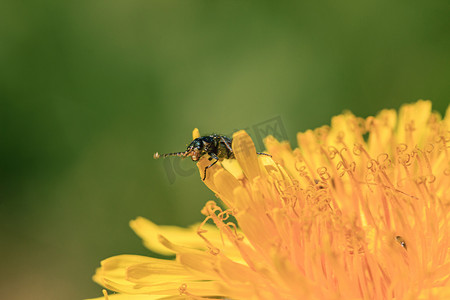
[1,1,449,299]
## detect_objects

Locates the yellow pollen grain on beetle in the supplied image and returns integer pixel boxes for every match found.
[88,100,450,300]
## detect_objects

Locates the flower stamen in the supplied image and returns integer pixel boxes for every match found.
[91,101,450,300]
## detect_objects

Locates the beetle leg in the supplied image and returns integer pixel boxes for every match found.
[257,152,272,157]
[220,136,233,153]
[203,152,219,180]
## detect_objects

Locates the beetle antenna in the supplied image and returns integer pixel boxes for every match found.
[257,152,272,157]
[153,151,187,159]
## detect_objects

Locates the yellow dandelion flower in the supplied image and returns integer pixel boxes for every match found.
[89,100,450,300]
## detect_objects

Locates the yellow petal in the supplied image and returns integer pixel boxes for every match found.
[221,158,244,180]
[232,130,263,182]
[327,112,364,149]
[264,136,301,182]
[213,168,241,207]
[92,101,450,300]
[192,128,200,140]
[196,156,220,192]
[96,254,222,296]
[417,286,450,299]
[367,108,397,157]
[396,99,432,147]
[85,292,166,300]
[126,261,192,283]
[130,217,216,255]
[444,105,450,129]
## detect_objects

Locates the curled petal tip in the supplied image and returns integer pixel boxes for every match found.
[192,128,200,139]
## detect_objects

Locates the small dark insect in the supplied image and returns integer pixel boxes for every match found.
[395,235,407,250]
[154,134,271,180]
